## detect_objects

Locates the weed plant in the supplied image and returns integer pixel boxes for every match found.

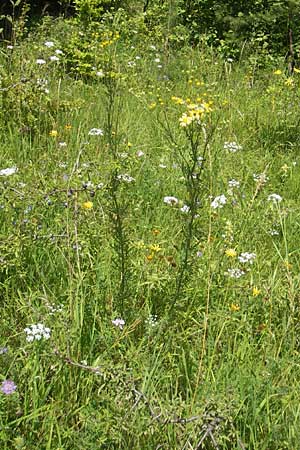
[1,11,300,450]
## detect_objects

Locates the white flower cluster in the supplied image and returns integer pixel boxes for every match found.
[224,141,243,152]
[228,179,240,188]
[164,196,179,206]
[117,174,135,183]
[88,128,104,136]
[267,193,282,203]
[0,166,18,176]
[227,268,245,278]
[145,314,158,327]
[211,194,227,209]
[24,324,51,342]
[238,252,256,264]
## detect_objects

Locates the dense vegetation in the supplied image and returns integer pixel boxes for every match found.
[1,1,300,449]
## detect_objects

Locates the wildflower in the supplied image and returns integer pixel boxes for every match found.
[36,59,46,65]
[268,229,279,236]
[228,179,240,188]
[267,193,282,203]
[294,67,300,73]
[238,252,256,264]
[253,173,269,184]
[136,150,144,157]
[230,303,240,312]
[112,318,125,330]
[96,70,104,77]
[0,347,8,354]
[180,204,190,213]
[224,141,242,152]
[0,166,18,176]
[149,244,162,252]
[88,128,104,136]
[225,248,237,258]
[196,250,203,258]
[274,69,282,75]
[58,142,67,147]
[49,130,58,137]
[252,287,261,297]
[152,229,160,235]
[227,268,245,278]
[55,49,63,55]
[211,194,227,209]
[49,55,59,62]
[117,174,135,183]
[146,253,154,261]
[44,41,54,47]
[164,196,179,206]
[145,315,158,327]
[285,77,294,87]
[179,113,193,127]
[24,323,51,342]
[7,45,13,50]
[82,201,93,210]
[1,380,17,395]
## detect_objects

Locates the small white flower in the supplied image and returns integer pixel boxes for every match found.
[145,314,158,327]
[224,141,242,152]
[36,59,46,65]
[268,229,279,236]
[58,142,67,147]
[55,49,63,55]
[127,61,136,67]
[88,128,103,136]
[7,45,13,50]
[112,318,125,330]
[44,41,54,48]
[238,252,256,264]
[149,45,156,50]
[117,174,135,183]
[267,193,282,203]
[0,166,18,176]
[49,55,59,62]
[211,194,227,209]
[227,268,245,278]
[164,196,179,206]
[154,58,160,63]
[159,164,167,169]
[136,150,144,158]
[96,70,104,77]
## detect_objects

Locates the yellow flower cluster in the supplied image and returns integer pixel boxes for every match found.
[179,100,213,127]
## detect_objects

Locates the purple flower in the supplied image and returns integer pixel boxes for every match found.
[0,347,8,355]
[112,318,125,330]
[1,380,17,395]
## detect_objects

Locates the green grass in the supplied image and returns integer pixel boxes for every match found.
[1,15,300,450]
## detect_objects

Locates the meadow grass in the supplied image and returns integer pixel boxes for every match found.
[1,15,300,450]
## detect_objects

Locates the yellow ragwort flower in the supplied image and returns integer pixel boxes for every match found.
[274,69,282,75]
[230,303,240,312]
[149,244,162,252]
[49,130,58,137]
[225,248,237,258]
[82,201,93,210]
[252,287,261,297]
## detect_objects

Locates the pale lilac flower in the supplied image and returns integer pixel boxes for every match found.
[112,318,125,330]
[88,128,103,136]
[1,380,17,395]
[0,347,8,355]
[0,166,18,176]
[267,193,282,203]
[238,252,256,264]
[164,196,179,206]
[211,194,227,209]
